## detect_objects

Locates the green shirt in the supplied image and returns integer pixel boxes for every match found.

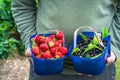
[11,0,120,74]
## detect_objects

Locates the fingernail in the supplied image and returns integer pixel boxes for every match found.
[88,75,92,77]
[78,73,83,76]
[107,58,111,64]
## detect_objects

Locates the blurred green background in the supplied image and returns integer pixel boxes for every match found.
[115,59,120,80]
[0,0,25,60]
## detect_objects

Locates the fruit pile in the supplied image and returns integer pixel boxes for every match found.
[71,28,110,58]
[72,33,107,58]
[31,31,68,59]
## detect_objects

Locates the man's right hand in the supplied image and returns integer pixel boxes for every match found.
[25,48,32,57]
[25,48,33,64]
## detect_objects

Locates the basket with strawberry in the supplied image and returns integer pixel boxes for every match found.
[30,30,68,75]
[68,27,111,75]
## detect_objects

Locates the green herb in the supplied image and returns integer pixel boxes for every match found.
[92,34,99,45]
[92,34,104,50]
[102,27,110,39]
[72,47,80,54]
[81,43,103,56]
[80,33,87,41]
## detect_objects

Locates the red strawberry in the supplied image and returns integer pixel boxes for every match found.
[56,31,64,40]
[54,41,61,47]
[49,34,56,40]
[58,46,68,55]
[35,35,43,44]
[32,45,40,55]
[39,43,48,52]
[43,51,53,59]
[55,52,63,58]
[50,47,58,54]
[43,36,52,44]
[58,39,64,45]
[36,54,41,58]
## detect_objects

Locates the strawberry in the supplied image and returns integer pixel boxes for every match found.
[36,54,41,58]
[32,45,40,55]
[58,46,68,55]
[35,35,43,44]
[58,39,64,45]
[43,36,52,44]
[43,51,53,59]
[49,34,56,40]
[54,41,61,47]
[55,52,63,58]
[39,43,48,52]
[56,31,64,40]
[50,47,58,54]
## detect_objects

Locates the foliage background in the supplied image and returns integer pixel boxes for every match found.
[0,0,25,59]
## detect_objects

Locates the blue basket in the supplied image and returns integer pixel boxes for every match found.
[68,32,111,75]
[30,33,67,75]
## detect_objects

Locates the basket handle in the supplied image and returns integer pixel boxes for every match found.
[74,27,105,48]
[37,30,60,35]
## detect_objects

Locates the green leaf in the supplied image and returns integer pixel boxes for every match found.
[0,47,8,52]
[8,38,19,44]
[81,43,103,56]
[0,0,4,5]
[5,0,11,3]
[80,33,87,41]
[102,27,109,39]
[81,43,94,55]
[0,51,3,55]
[72,47,80,54]
[92,34,99,45]
[1,52,10,59]
[35,0,38,7]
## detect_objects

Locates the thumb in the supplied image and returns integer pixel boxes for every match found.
[25,48,32,57]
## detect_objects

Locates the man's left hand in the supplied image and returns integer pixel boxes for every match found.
[106,51,116,64]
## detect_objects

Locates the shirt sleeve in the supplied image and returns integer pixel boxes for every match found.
[11,0,37,50]
[109,0,120,59]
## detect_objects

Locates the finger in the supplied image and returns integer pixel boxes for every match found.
[88,75,92,77]
[25,48,32,57]
[78,73,83,76]
[106,51,115,64]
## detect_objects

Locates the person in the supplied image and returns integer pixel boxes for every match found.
[11,0,120,80]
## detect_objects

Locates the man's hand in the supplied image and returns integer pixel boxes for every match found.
[25,48,33,64]
[106,51,116,64]
[25,48,32,57]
